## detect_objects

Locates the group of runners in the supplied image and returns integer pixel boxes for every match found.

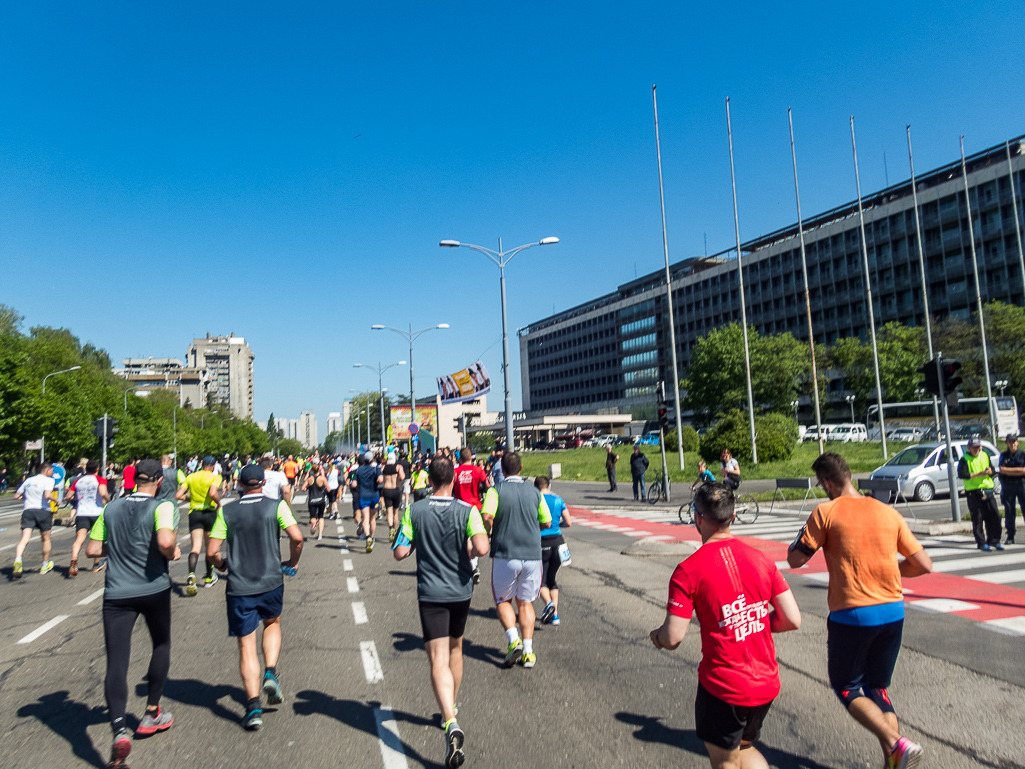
[9,442,932,769]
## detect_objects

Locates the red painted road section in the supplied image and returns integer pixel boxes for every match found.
[569,506,1025,629]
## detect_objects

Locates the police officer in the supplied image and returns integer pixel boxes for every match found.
[998,434,1025,545]
[957,437,1004,551]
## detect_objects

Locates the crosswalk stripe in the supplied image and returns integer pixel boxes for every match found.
[966,569,1025,584]
[931,552,1025,572]
[924,547,979,557]
[983,616,1025,636]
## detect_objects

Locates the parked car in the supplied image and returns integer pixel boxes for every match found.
[867,439,998,502]
[828,423,868,443]
[805,423,838,442]
[637,432,661,446]
[888,427,924,443]
[595,435,615,448]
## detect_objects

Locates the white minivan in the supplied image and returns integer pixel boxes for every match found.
[830,423,868,443]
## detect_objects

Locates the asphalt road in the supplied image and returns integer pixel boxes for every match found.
[1,492,1023,769]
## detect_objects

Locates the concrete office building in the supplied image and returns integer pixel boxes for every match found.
[287,419,300,441]
[113,358,208,407]
[186,334,255,420]
[520,135,1025,418]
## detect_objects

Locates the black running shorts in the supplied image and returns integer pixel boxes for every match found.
[21,508,53,532]
[694,682,774,750]
[418,599,471,642]
[76,515,99,532]
[382,488,402,509]
[188,508,218,532]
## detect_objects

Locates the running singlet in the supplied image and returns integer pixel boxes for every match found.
[72,474,107,518]
[667,538,790,707]
[453,463,488,508]
[123,464,137,491]
[185,470,220,511]
[539,492,567,537]
[283,460,299,480]
[308,481,328,506]
[355,465,380,500]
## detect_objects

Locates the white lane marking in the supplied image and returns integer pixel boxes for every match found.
[647,535,675,541]
[360,640,384,683]
[340,547,350,554]
[352,601,368,625]
[982,616,1025,636]
[966,569,1025,584]
[908,598,980,613]
[343,559,353,572]
[924,547,979,557]
[373,705,409,769]
[347,576,359,593]
[0,528,75,551]
[931,552,1025,572]
[802,573,831,584]
[625,530,654,537]
[17,615,70,644]
[77,588,105,605]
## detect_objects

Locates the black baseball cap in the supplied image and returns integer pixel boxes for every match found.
[1007,434,1019,442]
[202,455,216,466]
[968,436,982,448]
[240,465,265,485]
[135,459,163,482]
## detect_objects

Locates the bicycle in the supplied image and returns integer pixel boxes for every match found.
[678,486,760,524]
[647,470,669,505]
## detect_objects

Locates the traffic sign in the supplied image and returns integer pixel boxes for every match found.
[409,423,419,436]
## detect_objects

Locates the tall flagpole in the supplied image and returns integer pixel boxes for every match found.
[726,98,758,463]
[1007,141,1025,306]
[961,136,997,441]
[850,116,888,459]
[906,125,941,436]
[788,109,823,455]
[652,85,686,473]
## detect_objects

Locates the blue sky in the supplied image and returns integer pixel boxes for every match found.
[2,2,1023,437]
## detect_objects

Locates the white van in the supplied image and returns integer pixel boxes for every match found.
[805,423,838,442]
[830,423,868,443]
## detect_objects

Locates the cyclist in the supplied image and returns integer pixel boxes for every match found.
[720,449,740,491]
[690,461,716,493]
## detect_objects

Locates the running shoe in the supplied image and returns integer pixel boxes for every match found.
[996,543,1006,551]
[520,651,536,668]
[388,528,396,543]
[317,533,323,541]
[889,737,924,769]
[204,572,218,588]
[444,721,465,769]
[366,537,374,554]
[92,558,106,573]
[550,615,561,626]
[502,639,523,668]
[980,544,994,552]
[539,602,556,625]
[472,569,480,586]
[13,559,23,579]
[262,671,283,705]
[136,707,174,736]
[359,533,366,541]
[39,560,54,575]
[69,559,79,577]
[242,708,263,731]
[107,728,132,768]
[185,573,198,597]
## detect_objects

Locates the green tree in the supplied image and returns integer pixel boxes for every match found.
[344,391,393,445]
[700,410,797,464]
[828,323,927,409]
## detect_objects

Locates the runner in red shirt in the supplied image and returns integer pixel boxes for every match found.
[452,448,489,585]
[650,482,801,769]
[122,460,137,497]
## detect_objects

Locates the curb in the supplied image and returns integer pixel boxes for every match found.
[622,537,700,558]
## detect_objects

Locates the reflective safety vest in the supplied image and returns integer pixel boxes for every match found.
[964,450,995,492]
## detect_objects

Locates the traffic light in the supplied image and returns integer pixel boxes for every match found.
[655,381,669,433]
[92,418,105,439]
[917,358,941,397]
[940,359,962,407]
[91,417,119,444]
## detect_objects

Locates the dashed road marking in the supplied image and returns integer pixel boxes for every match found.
[77,588,105,605]
[17,615,69,644]
[343,559,353,571]
[352,601,368,625]
[374,705,409,769]
[347,576,359,593]
[360,640,384,683]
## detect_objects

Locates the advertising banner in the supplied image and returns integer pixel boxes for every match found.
[389,405,438,441]
[437,360,491,405]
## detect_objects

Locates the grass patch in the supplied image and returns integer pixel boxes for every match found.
[520,441,898,485]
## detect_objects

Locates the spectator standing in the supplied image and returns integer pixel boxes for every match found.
[605,446,618,492]
[630,444,649,502]
[997,434,1025,545]
[958,437,1004,551]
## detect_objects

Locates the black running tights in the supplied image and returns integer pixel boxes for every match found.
[102,588,172,732]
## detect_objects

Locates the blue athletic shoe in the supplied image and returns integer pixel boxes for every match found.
[243,708,263,731]
[981,544,994,552]
[262,671,283,705]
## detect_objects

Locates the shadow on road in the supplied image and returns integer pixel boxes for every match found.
[392,631,422,652]
[461,637,502,666]
[139,678,245,724]
[615,712,836,768]
[17,690,108,768]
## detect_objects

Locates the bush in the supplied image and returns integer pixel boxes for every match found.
[664,426,699,453]
[700,410,797,464]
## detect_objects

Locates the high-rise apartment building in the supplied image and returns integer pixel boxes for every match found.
[186,334,255,420]
[113,358,209,406]
[299,410,317,449]
[327,412,342,435]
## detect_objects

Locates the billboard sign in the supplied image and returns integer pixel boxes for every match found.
[437,360,491,405]
[389,405,437,441]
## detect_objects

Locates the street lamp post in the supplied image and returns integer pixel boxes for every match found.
[40,366,82,464]
[846,394,856,423]
[354,362,406,448]
[372,322,449,443]
[440,237,559,452]
[995,380,1009,397]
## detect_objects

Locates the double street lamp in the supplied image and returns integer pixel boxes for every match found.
[440,237,559,450]
[845,394,857,423]
[40,366,82,464]
[353,362,406,447]
[371,323,449,436]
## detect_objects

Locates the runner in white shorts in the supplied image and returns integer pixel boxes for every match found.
[481,451,551,670]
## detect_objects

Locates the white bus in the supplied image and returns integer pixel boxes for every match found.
[867,397,1019,442]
